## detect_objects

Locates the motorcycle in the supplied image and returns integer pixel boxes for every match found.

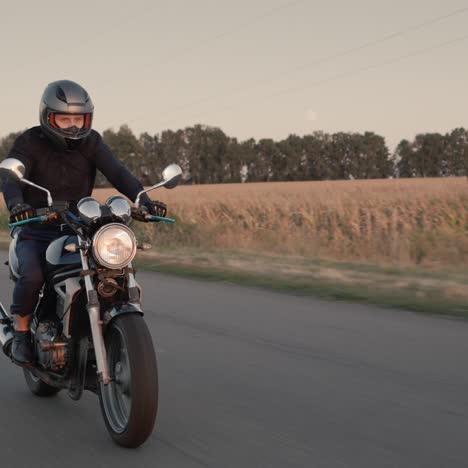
[0,157,182,448]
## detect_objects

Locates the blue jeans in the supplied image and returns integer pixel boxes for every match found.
[10,227,65,317]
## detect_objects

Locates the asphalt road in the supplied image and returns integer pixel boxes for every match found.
[1,256,468,467]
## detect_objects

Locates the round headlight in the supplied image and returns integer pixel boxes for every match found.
[92,224,137,269]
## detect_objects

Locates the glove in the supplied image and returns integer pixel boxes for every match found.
[131,200,167,222]
[9,203,36,223]
[144,200,167,218]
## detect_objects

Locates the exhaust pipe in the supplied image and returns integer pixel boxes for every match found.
[0,302,13,357]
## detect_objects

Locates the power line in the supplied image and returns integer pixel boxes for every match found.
[290,5,468,74]
[135,5,468,127]
[151,0,306,67]
[262,33,468,102]
[156,33,468,128]
[122,0,306,127]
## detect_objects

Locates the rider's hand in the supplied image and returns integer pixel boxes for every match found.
[144,200,167,218]
[9,203,36,223]
[131,200,167,222]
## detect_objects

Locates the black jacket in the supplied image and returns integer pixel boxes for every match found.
[1,127,145,212]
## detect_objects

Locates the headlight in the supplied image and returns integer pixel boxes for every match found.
[92,224,137,269]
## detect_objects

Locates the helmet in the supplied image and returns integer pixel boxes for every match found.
[39,80,94,147]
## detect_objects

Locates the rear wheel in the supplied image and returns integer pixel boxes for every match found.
[99,314,158,448]
[23,369,61,397]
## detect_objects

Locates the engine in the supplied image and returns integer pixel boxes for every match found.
[34,321,69,371]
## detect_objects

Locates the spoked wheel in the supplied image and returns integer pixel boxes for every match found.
[99,314,158,448]
[23,369,61,397]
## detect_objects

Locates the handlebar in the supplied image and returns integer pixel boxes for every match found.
[9,215,50,228]
[8,210,176,228]
[8,212,59,228]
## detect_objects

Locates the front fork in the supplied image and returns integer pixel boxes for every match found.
[80,249,111,385]
[80,249,141,386]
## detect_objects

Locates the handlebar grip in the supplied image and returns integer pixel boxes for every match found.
[8,215,50,228]
[147,215,176,223]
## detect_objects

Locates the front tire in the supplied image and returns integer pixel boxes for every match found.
[99,314,158,448]
[23,369,61,397]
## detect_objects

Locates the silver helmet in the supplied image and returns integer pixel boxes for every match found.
[39,80,94,147]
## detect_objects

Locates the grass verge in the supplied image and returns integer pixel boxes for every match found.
[1,225,467,318]
[134,248,468,318]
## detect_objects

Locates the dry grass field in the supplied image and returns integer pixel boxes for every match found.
[1,177,468,312]
[90,177,468,269]
[1,177,468,268]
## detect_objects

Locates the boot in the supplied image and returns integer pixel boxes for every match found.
[11,330,34,367]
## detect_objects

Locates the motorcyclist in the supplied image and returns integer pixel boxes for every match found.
[0,79,166,367]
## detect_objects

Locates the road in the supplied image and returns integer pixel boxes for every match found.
[0,256,468,467]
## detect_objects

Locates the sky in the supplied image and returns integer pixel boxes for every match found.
[1,0,467,151]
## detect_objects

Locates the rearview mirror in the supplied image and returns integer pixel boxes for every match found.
[0,157,53,206]
[135,163,183,207]
[0,158,25,181]
[162,164,182,189]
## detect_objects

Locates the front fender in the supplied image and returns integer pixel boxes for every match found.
[103,302,143,328]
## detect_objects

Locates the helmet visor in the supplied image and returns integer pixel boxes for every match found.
[48,112,93,139]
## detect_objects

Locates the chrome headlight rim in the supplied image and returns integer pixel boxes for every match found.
[92,223,137,269]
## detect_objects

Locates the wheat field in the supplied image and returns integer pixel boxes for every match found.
[2,177,468,268]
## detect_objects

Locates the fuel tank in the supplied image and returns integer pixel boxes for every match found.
[8,234,82,280]
[45,235,81,277]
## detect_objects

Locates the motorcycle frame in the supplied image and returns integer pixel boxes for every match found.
[16,232,143,391]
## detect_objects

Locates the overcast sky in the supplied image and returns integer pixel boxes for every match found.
[1,0,467,150]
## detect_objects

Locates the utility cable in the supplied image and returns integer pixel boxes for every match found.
[157,0,307,67]
[134,6,468,127]
[156,33,468,127]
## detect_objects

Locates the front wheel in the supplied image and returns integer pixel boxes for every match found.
[98,314,158,448]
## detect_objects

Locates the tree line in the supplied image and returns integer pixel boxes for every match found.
[1,125,467,185]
